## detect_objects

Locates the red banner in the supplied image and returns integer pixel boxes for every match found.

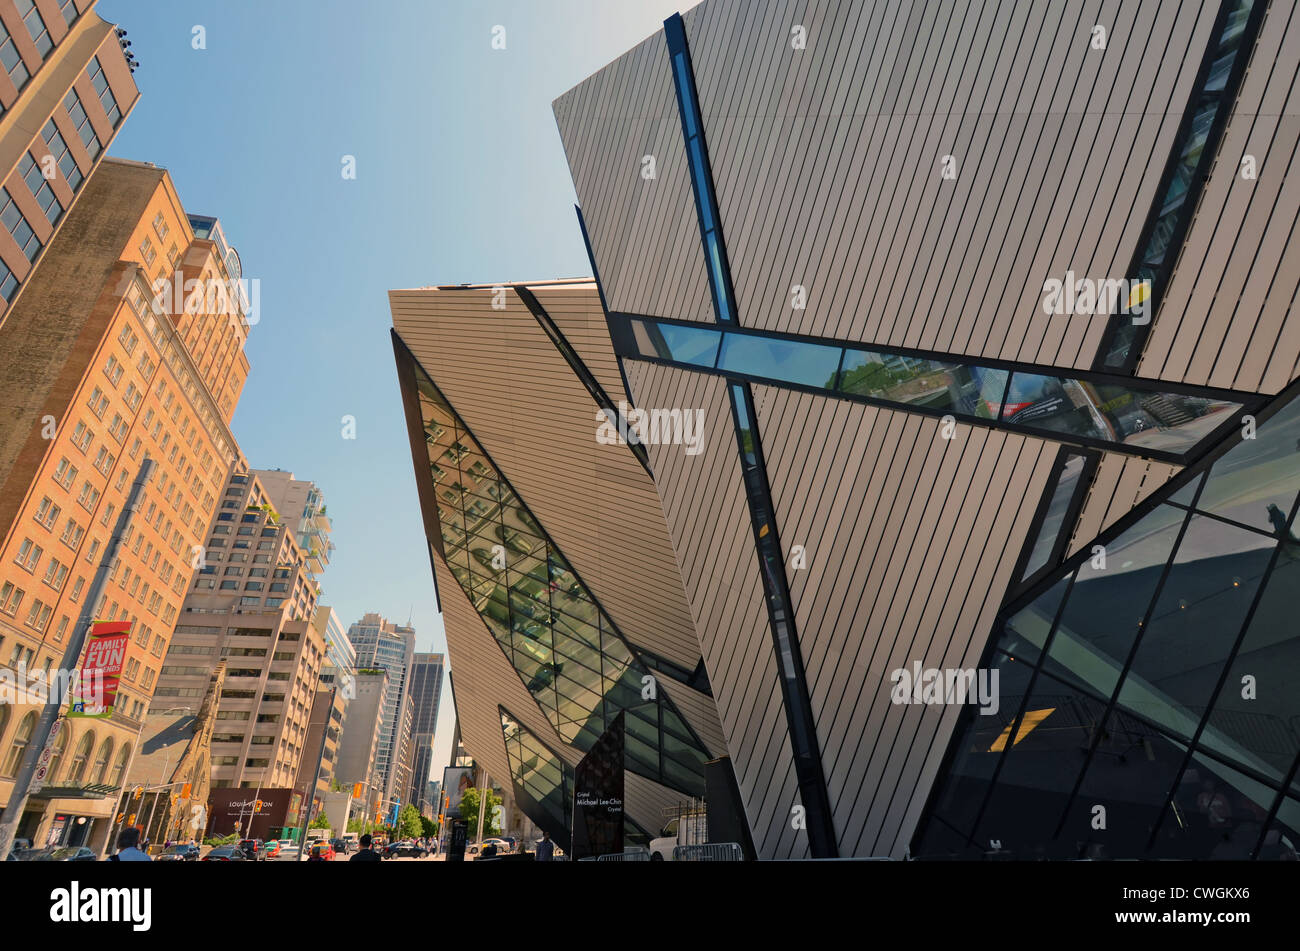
[69,620,130,718]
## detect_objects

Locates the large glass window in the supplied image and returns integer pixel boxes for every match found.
[0,187,40,261]
[62,88,101,159]
[18,153,60,226]
[409,357,708,796]
[917,385,1300,859]
[41,119,82,191]
[0,20,28,91]
[615,316,1251,463]
[15,0,50,59]
[86,56,120,127]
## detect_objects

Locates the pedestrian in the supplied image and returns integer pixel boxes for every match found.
[349,832,382,862]
[110,826,152,862]
[535,830,554,862]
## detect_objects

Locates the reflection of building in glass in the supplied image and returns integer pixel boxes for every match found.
[917,390,1300,859]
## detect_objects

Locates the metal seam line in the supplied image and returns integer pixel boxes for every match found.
[512,284,653,477]
[664,12,838,857]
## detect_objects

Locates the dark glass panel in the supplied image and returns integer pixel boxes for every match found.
[1194,394,1300,536]
[1061,707,1189,858]
[973,667,1109,858]
[1117,515,1274,741]
[1040,506,1186,698]
[1201,548,1300,785]
[1021,454,1088,580]
[998,574,1071,667]
[1256,797,1300,860]
[837,351,996,417]
[1150,752,1277,859]
[910,652,1033,853]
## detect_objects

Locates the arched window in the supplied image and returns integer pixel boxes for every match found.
[93,738,114,784]
[109,744,130,786]
[67,732,94,784]
[46,729,68,782]
[3,712,37,777]
[0,707,10,759]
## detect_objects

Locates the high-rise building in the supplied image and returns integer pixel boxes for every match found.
[0,0,138,330]
[332,667,387,822]
[251,468,332,583]
[404,651,444,814]
[346,612,415,812]
[294,606,353,808]
[393,0,1300,861]
[0,157,248,852]
[153,465,327,792]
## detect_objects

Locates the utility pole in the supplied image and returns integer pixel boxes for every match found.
[0,459,154,860]
[475,766,488,851]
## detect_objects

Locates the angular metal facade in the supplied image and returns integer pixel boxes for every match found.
[550,0,1300,858]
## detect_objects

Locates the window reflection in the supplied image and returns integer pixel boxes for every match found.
[917,383,1300,859]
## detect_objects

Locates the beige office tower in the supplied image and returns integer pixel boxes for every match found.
[153,466,326,793]
[0,155,250,852]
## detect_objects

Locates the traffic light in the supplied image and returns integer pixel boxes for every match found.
[352,783,362,799]
[133,786,143,799]
[254,800,263,813]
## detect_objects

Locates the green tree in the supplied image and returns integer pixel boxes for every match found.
[397,804,423,840]
[309,811,331,831]
[420,816,438,838]
[458,787,502,837]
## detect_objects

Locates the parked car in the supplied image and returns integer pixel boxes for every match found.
[42,846,97,862]
[307,842,335,861]
[157,844,201,862]
[387,841,425,859]
[271,843,301,862]
[237,838,265,861]
[9,846,54,861]
[202,846,248,862]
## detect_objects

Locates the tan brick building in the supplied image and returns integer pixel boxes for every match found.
[0,157,250,852]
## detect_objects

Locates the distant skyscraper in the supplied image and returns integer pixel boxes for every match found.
[404,652,444,813]
[347,612,415,811]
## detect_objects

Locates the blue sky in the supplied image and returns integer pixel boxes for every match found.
[99,0,691,774]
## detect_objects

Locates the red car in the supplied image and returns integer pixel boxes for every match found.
[308,842,335,861]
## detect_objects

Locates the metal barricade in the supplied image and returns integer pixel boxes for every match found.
[596,847,651,862]
[672,842,744,862]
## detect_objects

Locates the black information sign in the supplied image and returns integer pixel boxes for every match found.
[571,711,625,860]
[447,818,468,862]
